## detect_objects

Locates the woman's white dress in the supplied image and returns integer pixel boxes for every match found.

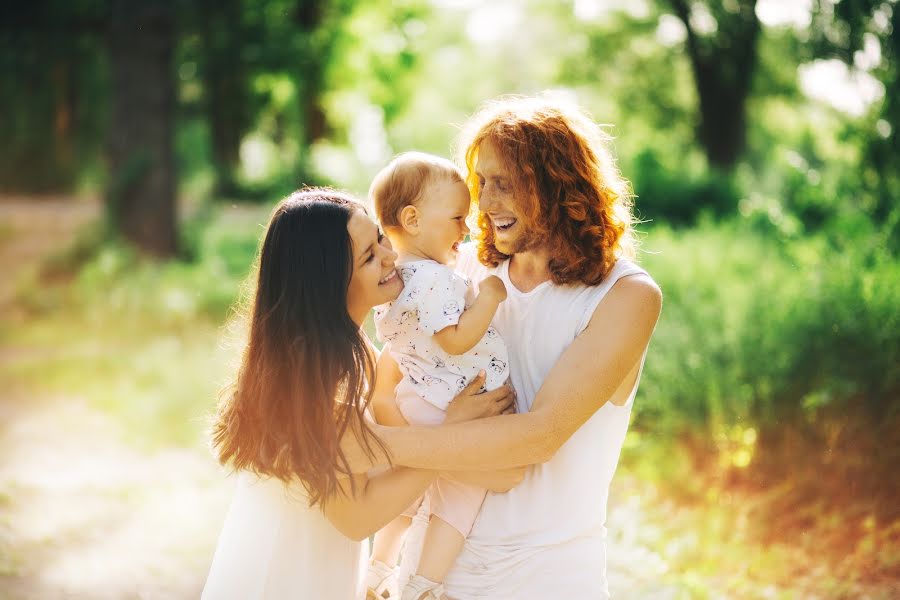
[202,471,368,600]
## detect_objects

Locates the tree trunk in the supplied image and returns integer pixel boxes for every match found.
[106,0,177,257]
[692,58,753,170]
[668,0,760,171]
[201,0,248,196]
[295,0,330,145]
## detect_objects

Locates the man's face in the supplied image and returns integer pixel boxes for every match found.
[474,139,536,256]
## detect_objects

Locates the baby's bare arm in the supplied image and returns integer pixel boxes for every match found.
[433,276,506,355]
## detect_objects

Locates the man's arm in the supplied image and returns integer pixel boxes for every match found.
[370,339,526,490]
[449,468,527,492]
[363,275,662,471]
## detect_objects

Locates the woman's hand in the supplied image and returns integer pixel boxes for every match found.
[448,467,528,492]
[445,371,515,424]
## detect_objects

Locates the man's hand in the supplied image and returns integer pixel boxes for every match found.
[445,371,515,424]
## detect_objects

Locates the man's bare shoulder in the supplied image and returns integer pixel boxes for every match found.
[586,273,662,331]
[612,272,662,303]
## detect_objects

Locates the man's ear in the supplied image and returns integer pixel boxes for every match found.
[399,205,419,235]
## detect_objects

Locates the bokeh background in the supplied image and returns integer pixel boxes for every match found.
[1,0,898,598]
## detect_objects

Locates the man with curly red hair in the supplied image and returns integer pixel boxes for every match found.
[391,94,663,599]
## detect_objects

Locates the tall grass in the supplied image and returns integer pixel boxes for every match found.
[633,221,900,587]
[638,221,899,438]
[3,205,269,448]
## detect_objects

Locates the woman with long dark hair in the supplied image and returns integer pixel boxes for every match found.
[202,189,518,599]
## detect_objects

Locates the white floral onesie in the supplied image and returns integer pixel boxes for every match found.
[374,259,510,411]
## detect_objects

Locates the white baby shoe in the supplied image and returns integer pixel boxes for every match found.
[400,574,447,600]
[365,560,399,599]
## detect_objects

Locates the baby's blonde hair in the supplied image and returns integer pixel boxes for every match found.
[369,152,465,228]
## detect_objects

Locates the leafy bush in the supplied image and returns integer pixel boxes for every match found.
[637,221,900,435]
[7,205,269,448]
[635,221,899,564]
[22,205,267,329]
[630,149,742,226]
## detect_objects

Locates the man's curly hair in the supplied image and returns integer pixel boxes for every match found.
[457,95,636,286]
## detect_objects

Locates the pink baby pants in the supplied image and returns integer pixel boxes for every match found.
[397,388,487,537]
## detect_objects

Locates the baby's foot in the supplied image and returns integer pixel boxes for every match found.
[400,574,447,600]
[366,559,398,599]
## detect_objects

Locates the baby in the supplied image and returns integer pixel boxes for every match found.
[365,152,510,600]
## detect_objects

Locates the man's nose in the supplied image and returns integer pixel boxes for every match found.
[479,187,495,212]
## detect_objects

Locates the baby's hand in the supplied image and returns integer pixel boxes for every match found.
[479,275,507,302]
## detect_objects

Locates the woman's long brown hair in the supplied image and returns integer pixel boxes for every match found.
[212,188,386,506]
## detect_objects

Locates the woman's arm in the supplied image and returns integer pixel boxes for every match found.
[321,469,436,541]
[371,347,409,426]
[352,275,662,471]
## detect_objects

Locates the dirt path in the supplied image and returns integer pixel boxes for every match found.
[0,395,230,599]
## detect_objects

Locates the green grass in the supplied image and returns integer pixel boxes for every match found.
[1,314,232,449]
[628,221,900,596]
[2,204,271,449]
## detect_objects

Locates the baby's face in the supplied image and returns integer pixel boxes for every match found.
[417,178,472,265]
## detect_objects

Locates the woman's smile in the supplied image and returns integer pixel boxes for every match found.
[379,269,399,285]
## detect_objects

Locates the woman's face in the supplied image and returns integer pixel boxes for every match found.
[346,209,402,325]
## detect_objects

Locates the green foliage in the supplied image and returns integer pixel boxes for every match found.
[637,221,900,435]
[631,149,742,225]
[635,222,898,585]
[741,244,899,424]
[23,205,266,327]
[6,205,269,447]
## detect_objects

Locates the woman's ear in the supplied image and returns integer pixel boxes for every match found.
[399,205,419,235]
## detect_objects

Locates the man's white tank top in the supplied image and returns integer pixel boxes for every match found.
[431,243,651,599]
